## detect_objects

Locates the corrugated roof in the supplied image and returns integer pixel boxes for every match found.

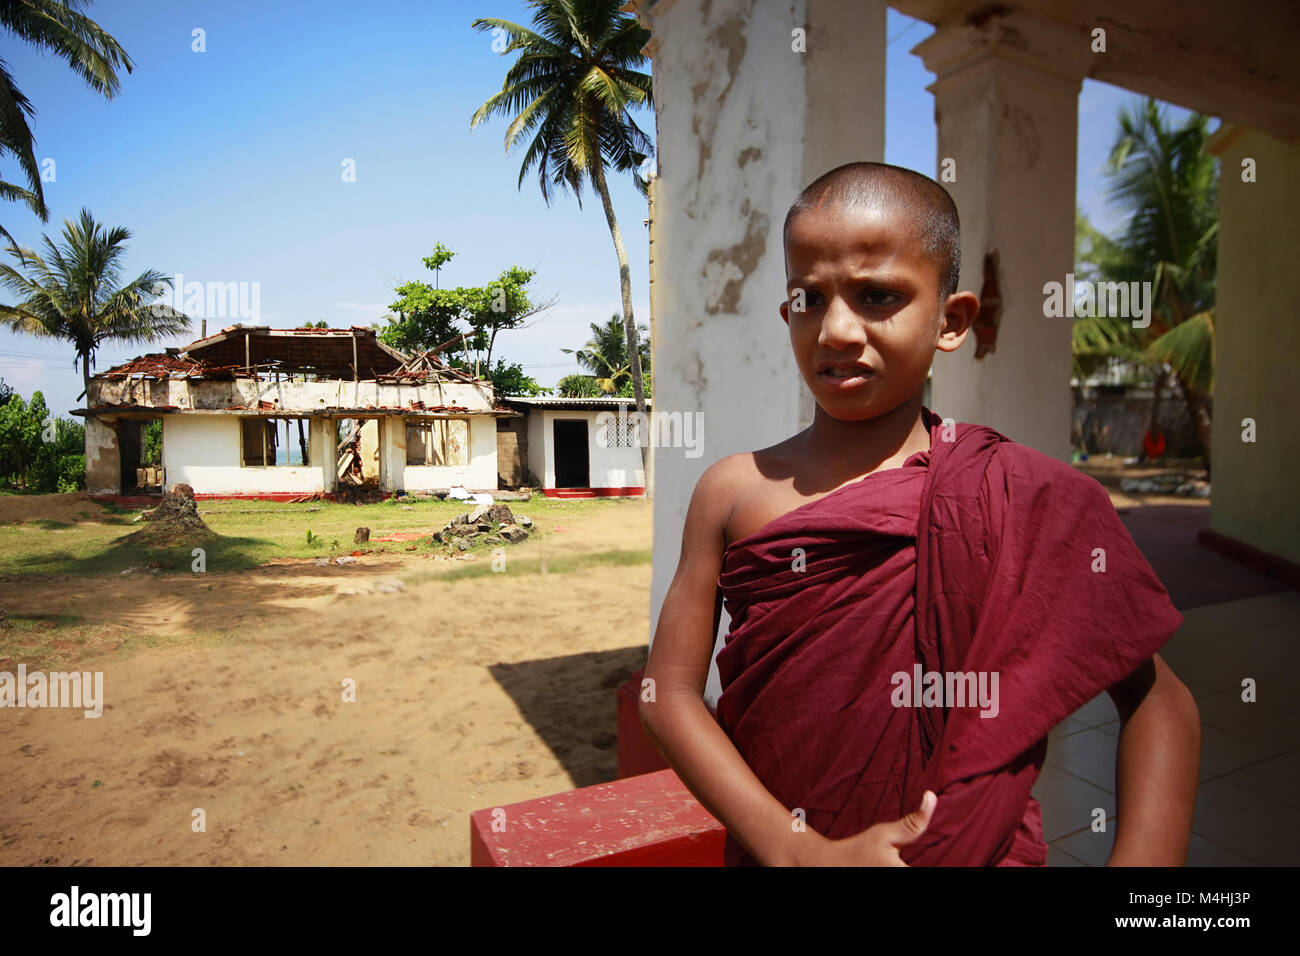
[505,396,652,410]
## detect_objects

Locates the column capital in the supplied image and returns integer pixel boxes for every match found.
[913,8,1091,93]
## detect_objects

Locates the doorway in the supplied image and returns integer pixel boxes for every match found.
[553,419,589,488]
[120,418,163,494]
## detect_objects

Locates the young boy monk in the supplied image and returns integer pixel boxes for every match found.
[639,161,1201,867]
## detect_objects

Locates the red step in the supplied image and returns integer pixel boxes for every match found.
[470,768,725,867]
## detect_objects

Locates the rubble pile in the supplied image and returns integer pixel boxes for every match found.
[123,483,216,546]
[429,503,534,553]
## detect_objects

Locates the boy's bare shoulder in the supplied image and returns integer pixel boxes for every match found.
[692,437,807,544]
[692,450,763,507]
[695,435,803,500]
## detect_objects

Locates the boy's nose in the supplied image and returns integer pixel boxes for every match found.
[817,297,867,350]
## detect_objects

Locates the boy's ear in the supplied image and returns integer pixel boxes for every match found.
[936,291,978,353]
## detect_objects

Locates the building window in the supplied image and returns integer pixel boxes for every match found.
[406,419,468,466]
[242,417,311,467]
[602,416,639,448]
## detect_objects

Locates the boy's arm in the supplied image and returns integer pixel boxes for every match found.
[1105,653,1201,865]
[638,461,822,866]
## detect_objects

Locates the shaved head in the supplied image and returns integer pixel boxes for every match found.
[783,162,962,299]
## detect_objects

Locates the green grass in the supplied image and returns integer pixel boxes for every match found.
[0,494,632,579]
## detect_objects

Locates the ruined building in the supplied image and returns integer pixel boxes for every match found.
[75,325,510,499]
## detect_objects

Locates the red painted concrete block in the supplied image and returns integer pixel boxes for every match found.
[617,669,670,779]
[470,769,725,867]
[542,486,646,498]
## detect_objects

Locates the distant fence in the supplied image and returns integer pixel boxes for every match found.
[1072,385,1208,458]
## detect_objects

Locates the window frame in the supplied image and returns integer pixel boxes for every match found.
[241,416,312,468]
[405,417,469,467]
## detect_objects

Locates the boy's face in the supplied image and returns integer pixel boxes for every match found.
[780,202,972,422]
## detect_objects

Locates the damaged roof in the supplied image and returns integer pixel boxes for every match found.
[179,325,410,378]
[93,325,483,384]
[99,353,240,380]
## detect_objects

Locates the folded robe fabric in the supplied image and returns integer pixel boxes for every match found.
[714,408,1184,866]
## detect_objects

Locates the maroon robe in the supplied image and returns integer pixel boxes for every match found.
[714,407,1183,866]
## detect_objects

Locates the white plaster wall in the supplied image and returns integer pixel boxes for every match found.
[84,417,120,496]
[589,412,646,489]
[379,416,403,492]
[525,409,548,488]
[1209,127,1300,565]
[357,419,380,479]
[162,416,326,494]
[641,0,888,707]
[159,378,495,414]
[402,416,499,491]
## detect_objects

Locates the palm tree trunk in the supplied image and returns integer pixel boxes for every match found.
[1142,366,1166,464]
[81,349,91,407]
[1177,372,1213,478]
[590,160,649,474]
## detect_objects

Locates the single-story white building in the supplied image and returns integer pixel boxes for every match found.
[501,397,649,498]
[76,325,512,500]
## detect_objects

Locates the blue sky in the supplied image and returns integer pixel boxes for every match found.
[0,1,1201,416]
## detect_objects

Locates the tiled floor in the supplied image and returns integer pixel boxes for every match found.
[1038,589,1300,866]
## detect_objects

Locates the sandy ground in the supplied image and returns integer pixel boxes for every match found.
[0,498,652,866]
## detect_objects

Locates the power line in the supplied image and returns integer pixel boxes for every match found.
[887,19,922,46]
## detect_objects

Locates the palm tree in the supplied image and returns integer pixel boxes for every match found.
[0,208,189,404]
[561,312,649,394]
[0,0,134,242]
[470,0,653,456]
[1072,99,1217,474]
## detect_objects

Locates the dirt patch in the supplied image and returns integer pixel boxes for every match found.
[0,497,654,865]
[0,493,113,526]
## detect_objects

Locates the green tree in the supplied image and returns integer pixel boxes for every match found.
[0,387,78,491]
[471,0,653,462]
[1072,99,1217,472]
[555,373,605,399]
[0,388,45,487]
[489,359,551,397]
[560,312,649,394]
[0,0,134,242]
[381,244,551,375]
[0,208,189,404]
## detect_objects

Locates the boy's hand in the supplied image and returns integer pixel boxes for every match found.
[810,791,937,866]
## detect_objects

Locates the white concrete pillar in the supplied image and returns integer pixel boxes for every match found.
[1207,125,1300,566]
[914,11,1090,459]
[633,0,887,697]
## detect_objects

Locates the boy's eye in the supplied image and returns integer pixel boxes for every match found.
[862,289,896,307]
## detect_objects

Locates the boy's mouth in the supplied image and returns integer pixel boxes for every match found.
[816,361,875,390]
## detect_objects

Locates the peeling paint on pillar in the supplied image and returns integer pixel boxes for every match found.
[703,204,769,315]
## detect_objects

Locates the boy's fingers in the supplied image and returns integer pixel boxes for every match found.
[891,790,937,844]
